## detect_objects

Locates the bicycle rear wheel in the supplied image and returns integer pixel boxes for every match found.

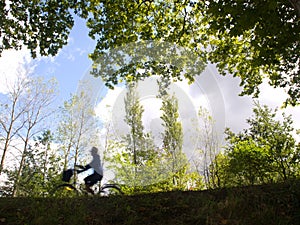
[51,184,79,197]
[99,184,123,196]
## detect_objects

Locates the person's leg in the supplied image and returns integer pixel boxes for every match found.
[84,174,96,195]
[84,172,103,194]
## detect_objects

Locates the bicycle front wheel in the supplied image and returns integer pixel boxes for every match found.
[51,184,79,197]
[99,184,123,196]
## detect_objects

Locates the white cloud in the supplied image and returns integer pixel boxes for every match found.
[93,64,300,159]
[0,48,32,94]
[94,86,124,123]
[94,77,206,157]
[205,64,300,139]
[168,64,300,143]
[258,81,288,107]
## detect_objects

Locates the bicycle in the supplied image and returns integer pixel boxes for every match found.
[51,165,123,197]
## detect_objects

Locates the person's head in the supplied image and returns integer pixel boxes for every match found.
[91,147,99,156]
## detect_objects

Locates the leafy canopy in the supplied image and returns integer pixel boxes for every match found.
[1,0,300,104]
[205,0,300,105]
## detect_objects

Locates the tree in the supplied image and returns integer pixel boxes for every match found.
[56,92,101,177]
[194,107,221,189]
[2,1,300,104]
[107,82,158,193]
[8,130,61,197]
[124,82,149,168]
[205,0,300,105]
[88,0,300,105]
[160,92,188,189]
[222,102,300,186]
[12,77,57,196]
[207,152,232,188]
[0,74,58,196]
[247,103,300,180]
[0,74,29,175]
[227,139,273,186]
[88,1,207,89]
[0,0,89,58]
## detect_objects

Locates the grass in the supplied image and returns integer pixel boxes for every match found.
[0,180,300,225]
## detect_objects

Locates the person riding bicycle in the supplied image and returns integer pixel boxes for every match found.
[78,147,103,194]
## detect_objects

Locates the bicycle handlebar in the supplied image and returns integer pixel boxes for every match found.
[74,165,85,169]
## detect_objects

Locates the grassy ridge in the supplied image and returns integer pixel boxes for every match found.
[1,181,300,225]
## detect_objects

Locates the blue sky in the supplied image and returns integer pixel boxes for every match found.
[0,16,96,103]
[35,16,97,103]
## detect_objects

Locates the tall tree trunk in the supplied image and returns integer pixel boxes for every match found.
[0,100,18,174]
[0,137,10,175]
[12,136,30,197]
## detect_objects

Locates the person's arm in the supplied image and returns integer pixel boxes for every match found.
[83,164,91,170]
[75,164,91,173]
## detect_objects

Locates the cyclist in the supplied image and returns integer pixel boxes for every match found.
[78,147,103,194]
